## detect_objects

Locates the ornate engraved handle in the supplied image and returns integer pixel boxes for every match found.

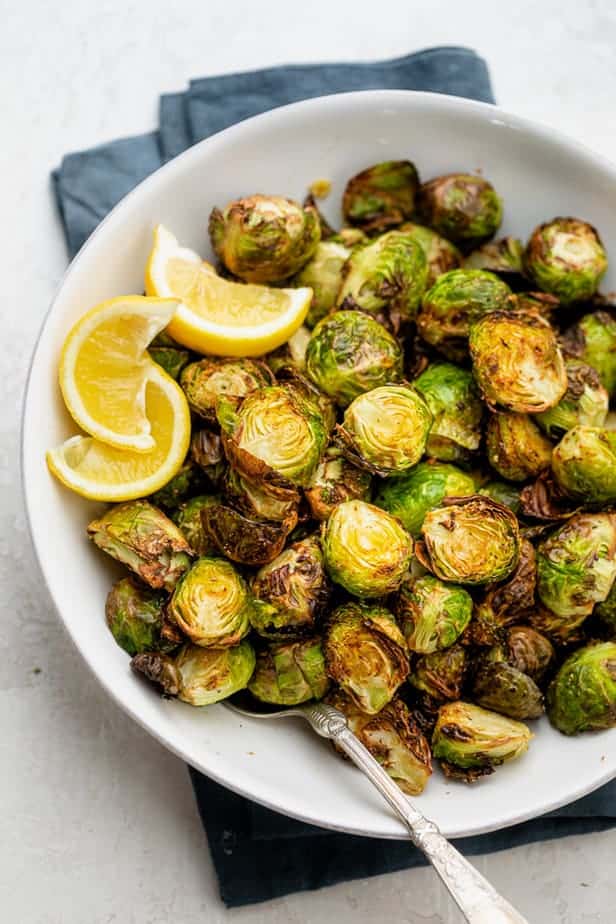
[304,703,529,924]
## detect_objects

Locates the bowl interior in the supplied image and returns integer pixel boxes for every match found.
[23,91,616,838]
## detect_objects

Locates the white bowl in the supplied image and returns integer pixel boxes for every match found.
[23,91,616,839]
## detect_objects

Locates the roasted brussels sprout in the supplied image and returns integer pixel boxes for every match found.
[149,460,204,511]
[536,512,616,617]
[171,495,219,556]
[202,502,295,566]
[409,644,467,701]
[167,556,252,647]
[223,467,299,524]
[189,428,226,487]
[547,641,616,734]
[326,689,432,794]
[393,575,472,654]
[561,310,616,396]
[478,480,522,515]
[417,496,520,586]
[248,637,329,705]
[596,583,616,636]
[336,230,428,322]
[304,446,372,521]
[397,222,462,286]
[342,160,419,233]
[416,174,502,246]
[469,310,567,413]
[414,363,483,462]
[464,236,525,279]
[218,385,327,491]
[535,360,608,440]
[250,535,331,639]
[470,539,537,644]
[180,357,274,422]
[292,241,350,328]
[132,640,256,706]
[306,310,403,407]
[87,501,192,591]
[524,217,607,303]
[552,426,616,504]
[208,194,320,283]
[472,662,544,720]
[527,606,588,646]
[334,384,432,476]
[105,577,169,656]
[503,625,555,683]
[432,701,532,771]
[149,332,191,380]
[323,602,410,713]
[322,500,413,597]
[486,412,552,482]
[374,461,475,537]
[417,269,511,360]
[266,325,312,374]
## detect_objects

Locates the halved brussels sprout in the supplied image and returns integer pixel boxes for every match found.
[416,269,511,361]
[149,460,204,511]
[561,310,616,396]
[409,644,467,701]
[180,357,274,422]
[148,331,191,381]
[374,461,475,537]
[478,480,521,515]
[322,500,413,597]
[393,575,472,654]
[250,535,331,639]
[335,384,432,476]
[503,625,555,683]
[105,577,169,656]
[552,426,616,504]
[326,689,432,795]
[208,194,320,283]
[464,237,525,279]
[202,502,295,566]
[132,640,256,706]
[218,385,327,491]
[470,539,537,644]
[418,496,520,586]
[304,446,372,521]
[597,584,616,636]
[416,174,503,246]
[472,662,544,720]
[469,310,567,413]
[248,637,329,705]
[414,363,483,462]
[306,310,403,407]
[223,467,299,524]
[189,428,226,487]
[168,556,253,647]
[537,512,616,617]
[87,501,192,591]
[273,367,337,436]
[342,160,419,233]
[547,641,616,734]
[266,325,312,374]
[336,230,428,322]
[486,412,552,482]
[323,602,410,713]
[535,360,608,439]
[397,222,462,286]
[524,217,607,303]
[171,495,219,556]
[291,241,350,328]
[432,701,532,771]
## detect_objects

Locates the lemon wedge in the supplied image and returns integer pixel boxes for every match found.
[59,295,180,452]
[47,364,191,501]
[145,225,312,357]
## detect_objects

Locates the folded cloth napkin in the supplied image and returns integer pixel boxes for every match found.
[52,45,616,908]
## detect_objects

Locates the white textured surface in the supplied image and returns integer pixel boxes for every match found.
[3,1,616,921]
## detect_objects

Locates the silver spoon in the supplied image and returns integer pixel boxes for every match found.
[225,697,529,924]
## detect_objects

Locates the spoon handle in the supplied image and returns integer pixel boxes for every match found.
[304,703,529,924]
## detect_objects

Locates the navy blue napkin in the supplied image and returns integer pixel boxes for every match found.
[52,46,616,908]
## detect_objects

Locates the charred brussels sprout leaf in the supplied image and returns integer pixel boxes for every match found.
[418,496,520,586]
[168,556,253,647]
[472,662,544,720]
[322,500,413,597]
[250,535,331,639]
[180,357,274,422]
[105,577,169,656]
[306,310,403,407]
[524,217,607,304]
[409,644,467,701]
[334,384,432,476]
[537,512,616,617]
[486,412,552,482]
[547,641,616,735]
[504,625,555,683]
[149,345,191,381]
[304,446,372,521]
[414,363,483,462]
[224,467,299,524]
[535,361,608,440]
[416,174,503,246]
[189,428,226,487]
[248,637,329,705]
[397,222,462,287]
[87,500,192,591]
[432,701,532,771]
[469,310,567,413]
[171,495,219,556]
[208,194,320,283]
[393,575,472,654]
[552,426,616,504]
[323,602,410,713]
[464,237,525,280]
[342,160,419,233]
[561,310,616,396]
[202,502,295,566]
[374,461,475,538]
[292,241,350,328]
[149,461,204,511]
[478,481,522,515]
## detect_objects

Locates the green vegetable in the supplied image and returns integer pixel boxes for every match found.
[414,362,483,462]
[417,174,503,245]
[432,701,532,770]
[342,160,419,233]
[552,426,616,504]
[393,575,472,654]
[105,577,169,656]
[374,461,475,537]
[524,217,607,303]
[547,642,616,734]
[486,412,552,482]
[248,637,329,705]
[168,556,253,647]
